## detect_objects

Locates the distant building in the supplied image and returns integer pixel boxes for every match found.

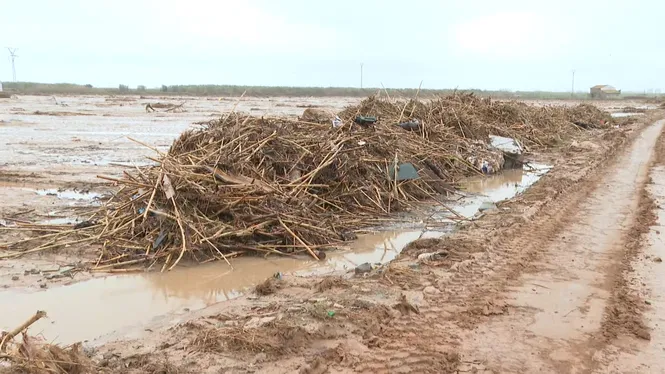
[0,82,3,92]
[590,85,621,99]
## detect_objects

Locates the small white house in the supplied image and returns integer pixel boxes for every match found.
[0,82,3,92]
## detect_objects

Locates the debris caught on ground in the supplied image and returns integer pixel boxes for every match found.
[354,263,373,275]
[1,311,92,373]
[393,294,420,315]
[3,94,617,271]
[255,276,282,296]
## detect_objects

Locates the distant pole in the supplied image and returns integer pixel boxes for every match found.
[360,63,364,89]
[571,69,576,98]
[7,48,18,82]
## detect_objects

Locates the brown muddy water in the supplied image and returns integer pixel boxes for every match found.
[0,164,549,345]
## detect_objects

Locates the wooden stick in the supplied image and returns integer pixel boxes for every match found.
[167,197,189,271]
[93,258,149,270]
[143,169,163,222]
[278,217,319,260]
[0,310,47,351]
[0,237,95,259]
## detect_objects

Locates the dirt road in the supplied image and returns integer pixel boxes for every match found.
[458,120,664,373]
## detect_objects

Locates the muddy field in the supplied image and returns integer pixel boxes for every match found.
[0,94,663,373]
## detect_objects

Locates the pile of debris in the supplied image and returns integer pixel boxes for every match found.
[0,312,91,374]
[4,94,615,270]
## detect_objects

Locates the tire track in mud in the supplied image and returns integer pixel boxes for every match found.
[592,125,665,373]
[340,124,659,373]
[453,120,665,373]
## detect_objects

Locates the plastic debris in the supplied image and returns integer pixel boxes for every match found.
[152,230,168,250]
[389,163,419,181]
[355,263,372,275]
[479,201,498,212]
[398,120,421,131]
[332,116,343,128]
[489,135,523,154]
[354,116,377,127]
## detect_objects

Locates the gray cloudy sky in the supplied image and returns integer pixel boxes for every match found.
[0,0,662,92]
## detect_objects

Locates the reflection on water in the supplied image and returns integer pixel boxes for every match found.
[0,164,550,345]
[329,163,550,269]
[0,257,315,345]
[611,112,645,118]
[35,189,101,201]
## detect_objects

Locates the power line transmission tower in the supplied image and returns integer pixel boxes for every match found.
[571,69,576,98]
[7,48,18,82]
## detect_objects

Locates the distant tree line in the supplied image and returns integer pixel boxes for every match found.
[2,81,661,100]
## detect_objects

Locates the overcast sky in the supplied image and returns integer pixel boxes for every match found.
[0,0,662,92]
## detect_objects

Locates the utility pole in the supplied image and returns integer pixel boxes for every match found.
[571,69,576,98]
[7,48,18,82]
[360,63,364,89]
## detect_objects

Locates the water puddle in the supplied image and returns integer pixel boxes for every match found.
[612,112,645,118]
[0,257,315,345]
[38,217,82,225]
[0,163,550,345]
[35,189,101,201]
[331,163,550,268]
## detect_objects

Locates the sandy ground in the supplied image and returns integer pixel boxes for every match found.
[1,94,664,373]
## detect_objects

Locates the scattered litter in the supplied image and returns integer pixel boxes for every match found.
[417,251,448,262]
[152,230,168,250]
[355,263,373,275]
[478,201,498,212]
[73,220,96,230]
[389,163,419,181]
[398,120,421,131]
[354,115,377,127]
[489,135,522,154]
[332,116,343,128]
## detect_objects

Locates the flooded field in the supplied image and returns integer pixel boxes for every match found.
[1,94,661,373]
